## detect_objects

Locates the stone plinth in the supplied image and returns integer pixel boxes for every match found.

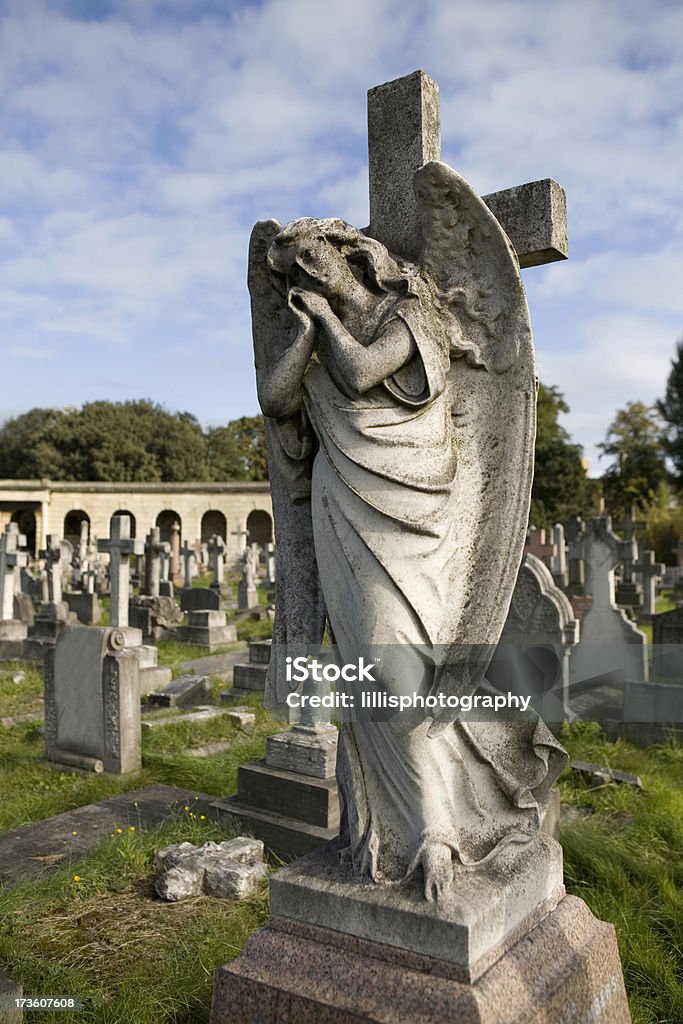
[266,724,338,779]
[210,759,340,862]
[0,619,27,660]
[269,835,563,976]
[222,639,271,701]
[211,894,630,1024]
[178,610,237,650]
[64,590,101,625]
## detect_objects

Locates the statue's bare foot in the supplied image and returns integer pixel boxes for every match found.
[420,842,453,902]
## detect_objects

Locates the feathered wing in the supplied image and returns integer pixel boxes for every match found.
[413,162,536,710]
[248,220,326,707]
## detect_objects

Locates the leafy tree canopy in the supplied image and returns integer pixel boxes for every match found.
[657,334,683,482]
[598,401,668,519]
[530,383,594,528]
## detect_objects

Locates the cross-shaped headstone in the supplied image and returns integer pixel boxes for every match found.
[207,534,226,588]
[97,515,144,627]
[550,523,568,587]
[614,505,647,584]
[0,524,28,620]
[180,540,197,590]
[39,535,64,605]
[635,548,665,618]
[565,516,586,595]
[78,520,89,565]
[524,527,557,568]
[367,70,568,267]
[231,524,248,557]
[144,527,170,598]
[169,521,181,578]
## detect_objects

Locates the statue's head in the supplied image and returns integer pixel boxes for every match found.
[267,217,414,301]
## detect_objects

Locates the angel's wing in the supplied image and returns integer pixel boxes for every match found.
[248,221,326,708]
[413,163,536,704]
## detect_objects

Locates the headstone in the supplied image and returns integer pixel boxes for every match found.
[264,543,276,586]
[97,515,143,628]
[222,640,272,701]
[0,524,28,658]
[614,505,646,609]
[211,70,629,1024]
[488,553,578,722]
[144,527,170,598]
[635,546,665,619]
[177,609,237,650]
[170,521,181,579]
[569,516,648,691]
[232,524,248,559]
[44,626,141,774]
[180,540,197,590]
[565,515,586,597]
[180,587,221,613]
[550,523,568,589]
[237,556,258,610]
[40,534,63,604]
[155,838,267,901]
[147,675,212,708]
[207,534,226,591]
[524,526,556,569]
[26,534,74,659]
[97,516,172,695]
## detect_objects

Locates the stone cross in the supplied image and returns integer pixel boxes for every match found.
[550,524,568,588]
[636,548,665,618]
[39,535,64,604]
[614,505,646,584]
[144,527,170,598]
[0,524,28,621]
[565,516,585,596]
[159,547,171,583]
[180,540,197,590]
[208,534,226,588]
[525,527,557,569]
[367,70,568,267]
[97,515,144,627]
[232,524,249,557]
[265,542,276,586]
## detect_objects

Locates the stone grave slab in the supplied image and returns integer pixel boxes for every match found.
[147,674,212,708]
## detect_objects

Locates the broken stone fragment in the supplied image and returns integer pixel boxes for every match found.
[154,836,267,901]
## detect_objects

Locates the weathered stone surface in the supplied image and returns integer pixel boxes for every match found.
[269,835,563,974]
[571,760,643,789]
[266,725,338,779]
[177,609,236,649]
[180,587,221,613]
[45,625,141,775]
[211,895,630,1024]
[148,674,211,708]
[155,837,267,901]
[0,970,22,1024]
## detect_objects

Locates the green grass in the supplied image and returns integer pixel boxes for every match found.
[559,723,683,1024]
[0,815,269,1024]
[1,660,681,1022]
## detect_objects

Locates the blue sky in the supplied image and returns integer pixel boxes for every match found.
[1,0,682,472]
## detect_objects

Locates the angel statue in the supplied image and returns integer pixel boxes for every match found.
[248,161,567,902]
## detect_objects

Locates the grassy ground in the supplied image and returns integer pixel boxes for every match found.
[1,657,681,1022]
[559,723,682,1024]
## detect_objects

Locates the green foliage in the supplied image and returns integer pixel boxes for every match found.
[530,383,593,528]
[0,403,269,483]
[641,482,683,564]
[658,334,683,482]
[599,402,668,519]
[207,415,268,481]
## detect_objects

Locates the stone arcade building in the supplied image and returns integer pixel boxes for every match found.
[0,480,273,565]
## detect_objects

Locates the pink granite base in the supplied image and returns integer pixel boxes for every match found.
[210,895,631,1024]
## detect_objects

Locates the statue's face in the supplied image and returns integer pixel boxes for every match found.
[288,236,349,298]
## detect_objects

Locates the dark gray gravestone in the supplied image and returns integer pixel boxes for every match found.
[148,674,212,708]
[180,587,220,613]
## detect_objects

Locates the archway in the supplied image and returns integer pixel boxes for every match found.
[156,510,182,578]
[246,509,272,547]
[64,510,90,553]
[111,510,136,538]
[201,510,227,543]
[10,509,37,556]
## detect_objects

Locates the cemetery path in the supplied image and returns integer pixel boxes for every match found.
[0,784,214,889]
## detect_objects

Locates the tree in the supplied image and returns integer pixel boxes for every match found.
[208,416,268,481]
[657,334,683,482]
[0,401,209,482]
[598,401,668,518]
[530,383,593,528]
